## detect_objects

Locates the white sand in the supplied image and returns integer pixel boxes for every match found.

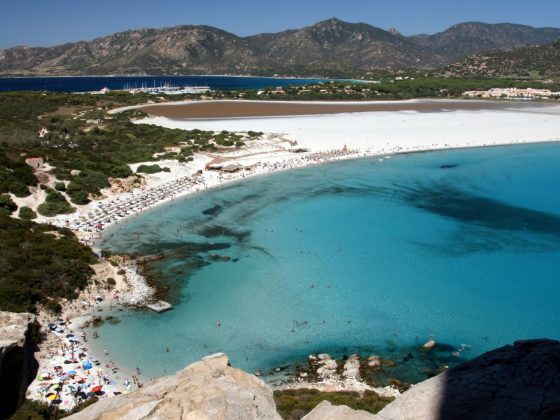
[137,103,560,155]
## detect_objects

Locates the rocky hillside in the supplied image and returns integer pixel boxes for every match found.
[245,18,441,72]
[1,19,559,76]
[446,39,560,78]
[0,311,38,419]
[410,22,560,62]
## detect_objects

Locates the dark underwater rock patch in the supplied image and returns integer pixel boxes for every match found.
[198,225,251,242]
[202,205,223,216]
[399,183,560,237]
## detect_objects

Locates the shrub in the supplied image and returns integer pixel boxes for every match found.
[54,181,66,191]
[37,189,74,216]
[18,206,37,220]
[117,269,126,275]
[100,249,113,258]
[0,193,17,215]
[106,277,116,286]
[136,164,170,174]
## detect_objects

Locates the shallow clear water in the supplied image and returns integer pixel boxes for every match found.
[96,143,560,382]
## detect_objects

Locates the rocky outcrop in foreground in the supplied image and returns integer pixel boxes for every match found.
[377,339,560,419]
[68,353,281,420]
[69,339,560,419]
[0,311,37,418]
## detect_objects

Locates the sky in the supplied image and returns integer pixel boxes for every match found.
[1,0,559,49]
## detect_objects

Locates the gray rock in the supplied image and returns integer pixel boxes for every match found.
[68,353,281,420]
[343,354,361,380]
[317,359,338,378]
[376,339,560,419]
[367,356,382,368]
[303,400,375,419]
[0,311,36,418]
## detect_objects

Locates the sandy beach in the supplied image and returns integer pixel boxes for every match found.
[26,257,151,410]
[26,99,560,237]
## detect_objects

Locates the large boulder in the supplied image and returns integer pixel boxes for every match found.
[303,400,375,419]
[0,311,37,418]
[68,353,281,420]
[376,339,560,419]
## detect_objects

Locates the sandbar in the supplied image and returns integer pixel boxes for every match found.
[135,99,547,119]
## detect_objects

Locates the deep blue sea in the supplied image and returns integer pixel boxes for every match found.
[95,143,560,383]
[0,76,324,93]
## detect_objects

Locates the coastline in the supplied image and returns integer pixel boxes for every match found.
[25,99,560,410]
[43,100,560,237]
[26,257,151,410]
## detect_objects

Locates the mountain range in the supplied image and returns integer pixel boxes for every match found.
[1,18,559,76]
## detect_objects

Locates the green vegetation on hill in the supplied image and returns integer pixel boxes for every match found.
[274,388,394,419]
[0,91,257,205]
[0,150,36,197]
[214,78,560,101]
[0,216,96,313]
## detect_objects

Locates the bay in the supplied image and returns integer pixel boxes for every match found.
[0,75,325,93]
[95,142,560,383]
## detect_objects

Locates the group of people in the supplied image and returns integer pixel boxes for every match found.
[28,318,137,410]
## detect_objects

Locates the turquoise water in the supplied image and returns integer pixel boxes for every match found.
[96,143,560,382]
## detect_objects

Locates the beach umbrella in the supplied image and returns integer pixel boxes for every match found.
[68,370,77,376]
[92,385,103,393]
[83,362,92,370]
[87,392,96,398]
[47,394,57,401]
